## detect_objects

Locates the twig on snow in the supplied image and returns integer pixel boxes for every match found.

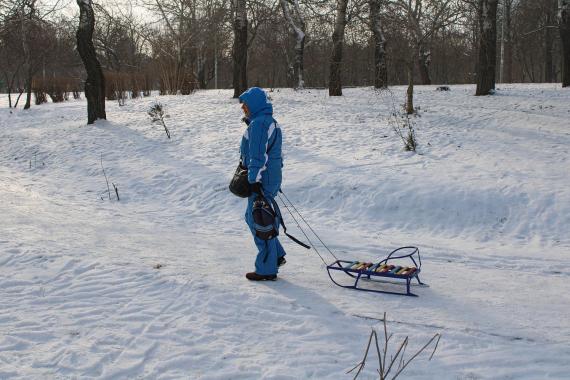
[100,153,111,200]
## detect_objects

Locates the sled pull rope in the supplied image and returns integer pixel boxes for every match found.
[278,190,339,263]
[277,194,328,265]
[279,190,339,261]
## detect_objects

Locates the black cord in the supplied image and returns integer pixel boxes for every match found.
[279,190,339,261]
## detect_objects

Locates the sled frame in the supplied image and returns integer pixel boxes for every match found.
[326,246,425,297]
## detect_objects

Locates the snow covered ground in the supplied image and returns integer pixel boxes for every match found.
[1,84,569,379]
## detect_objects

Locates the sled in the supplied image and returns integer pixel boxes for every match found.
[326,246,426,297]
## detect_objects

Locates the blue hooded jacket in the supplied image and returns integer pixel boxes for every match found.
[239,87,283,195]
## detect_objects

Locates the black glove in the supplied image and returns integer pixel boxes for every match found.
[250,182,262,195]
[242,117,251,126]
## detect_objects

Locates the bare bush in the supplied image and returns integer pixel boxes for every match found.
[348,312,441,380]
[379,89,418,152]
[34,88,47,105]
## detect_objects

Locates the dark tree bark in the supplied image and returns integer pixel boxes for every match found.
[233,0,248,98]
[545,8,555,83]
[560,0,570,87]
[76,0,106,124]
[503,0,513,83]
[476,0,498,96]
[21,1,33,110]
[5,74,12,108]
[14,90,25,108]
[23,69,33,110]
[329,0,349,96]
[198,54,207,89]
[294,33,306,89]
[370,0,388,88]
[3,70,19,108]
[417,44,432,85]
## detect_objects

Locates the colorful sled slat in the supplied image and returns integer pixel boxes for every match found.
[378,265,393,273]
[396,267,408,275]
[375,264,387,272]
[344,261,359,269]
[325,246,425,297]
[369,263,381,272]
[390,266,403,274]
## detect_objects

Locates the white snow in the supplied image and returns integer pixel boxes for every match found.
[1,84,569,379]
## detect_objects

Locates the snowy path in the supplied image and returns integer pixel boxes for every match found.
[1,85,569,379]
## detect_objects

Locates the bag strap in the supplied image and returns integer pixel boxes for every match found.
[270,198,311,250]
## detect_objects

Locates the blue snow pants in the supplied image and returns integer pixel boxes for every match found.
[245,192,287,275]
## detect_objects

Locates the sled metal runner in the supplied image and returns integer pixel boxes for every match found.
[326,246,425,297]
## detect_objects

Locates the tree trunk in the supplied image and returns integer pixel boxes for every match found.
[7,77,12,108]
[406,62,414,114]
[476,0,499,96]
[23,68,33,109]
[21,1,33,110]
[233,0,248,98]
[294,33,305,90]
[5,66,22,109]
[197,52,207,89]
[545,8,555,83]
[559,0,570,87]
[329,0,349,96]
[503,0,513,83]
[76,0,106,124]
[14,90,25,108]
[417,44,431,85]
[280,0,306,89]
[369,0,388,88]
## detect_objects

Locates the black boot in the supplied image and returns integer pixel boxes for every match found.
[246,272,277,281]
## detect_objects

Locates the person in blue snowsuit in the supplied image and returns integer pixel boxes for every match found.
[239,87,286,281]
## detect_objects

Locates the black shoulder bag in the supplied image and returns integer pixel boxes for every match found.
[229,125,277,198]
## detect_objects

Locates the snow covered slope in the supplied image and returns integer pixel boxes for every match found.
[1,84,569,379]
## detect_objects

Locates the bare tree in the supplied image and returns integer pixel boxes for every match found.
[0,10,25,108]
[196,0,229,89]
[247,1,291,87]
[143,0,198,95]
[76,0,106,124]
[475,0,498,95]
[370,0,387,88]
[21,0,35,110]
[499,0,514,83]
[12,0,65,109]
[233,0,248,97]
[560,0,570,86]
[329,0,349,96]
[3,0,567,99]
[390,0,462,85]
[280,0,306,89]
[1,0,81,108]
[543,0,557,83]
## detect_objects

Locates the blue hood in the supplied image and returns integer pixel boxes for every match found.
[239,87,273,118]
